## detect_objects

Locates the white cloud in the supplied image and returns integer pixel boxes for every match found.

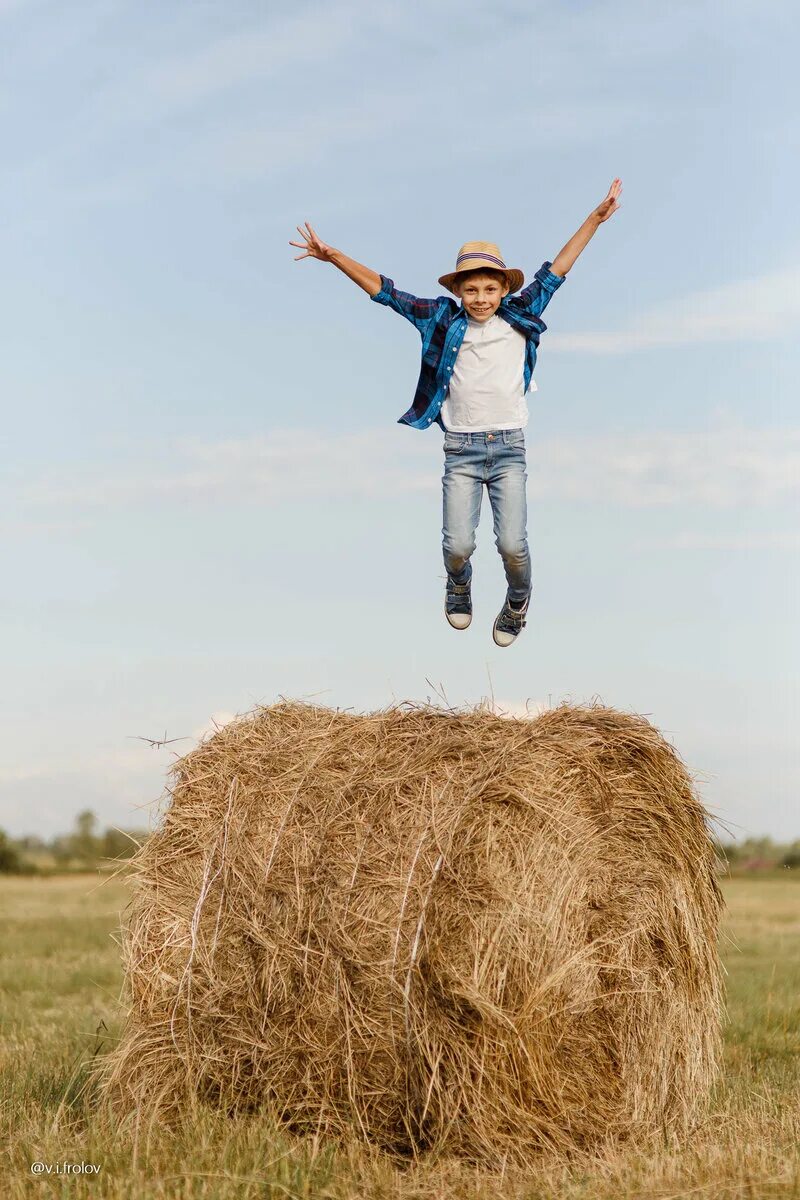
[81,1,380,131]
[0,740,186,835]
[549,265,800,352]
[0,744,172,783]
[211,99,419,181]
[19,424,800,513]
[192,711,239,743]
[0,0,38,13]
[4,0,412,215]
[491,699,548,719]
[2,0,790,252]
[2,0,691,209]
[526,427,800,507]
[20,429,435,509]
[650,530,800,551]
[141,3,362,111]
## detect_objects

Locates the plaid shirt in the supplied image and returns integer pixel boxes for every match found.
[370,261,565,430]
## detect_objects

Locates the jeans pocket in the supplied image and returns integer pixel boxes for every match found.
[443,434,467,454]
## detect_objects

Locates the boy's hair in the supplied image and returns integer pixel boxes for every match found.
[453,266,508,289]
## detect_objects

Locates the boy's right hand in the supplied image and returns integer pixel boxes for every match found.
[290,227,381,296]
[289,221,335,262]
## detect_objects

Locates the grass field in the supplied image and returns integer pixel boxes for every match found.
[1,873,798,1199]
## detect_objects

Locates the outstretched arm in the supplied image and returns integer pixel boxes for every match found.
[289,221,381,296]
[289,219,440,335]
[550,178,622,277]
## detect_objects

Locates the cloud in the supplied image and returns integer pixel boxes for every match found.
[2,0,690,211]
[548,265,800,352]
[4,0,414,216]
[20,429,436,509]
[491,699,548,719]
[650,530,800,551]
[526,427,800,507]
[211,99,419,182]
[80,1,381,130]
[192,711,239,743]
[0,744,172,783]
[141,3,363,112]
[18,424,800,514]
[0,738,186,835]
[0,0,37,13]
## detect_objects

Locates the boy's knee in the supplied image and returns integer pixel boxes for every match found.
[496,535,528,563]
[443,539,475,570]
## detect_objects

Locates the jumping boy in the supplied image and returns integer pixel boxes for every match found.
[289,178,621,647]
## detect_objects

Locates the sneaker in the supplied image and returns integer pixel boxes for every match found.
[445,575,472,630]
[492,594,529,647]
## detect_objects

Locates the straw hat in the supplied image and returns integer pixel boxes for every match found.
[438,241,524,296]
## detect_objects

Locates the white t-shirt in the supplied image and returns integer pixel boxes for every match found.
[439,313,536,432]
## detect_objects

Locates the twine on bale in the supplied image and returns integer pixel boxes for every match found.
[97,701,724,1166]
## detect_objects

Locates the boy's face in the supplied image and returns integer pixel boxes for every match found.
[452,271,510,322]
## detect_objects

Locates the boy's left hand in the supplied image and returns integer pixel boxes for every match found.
[593,178,622,223]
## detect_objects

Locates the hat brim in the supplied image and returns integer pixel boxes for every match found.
[438,266,525,296]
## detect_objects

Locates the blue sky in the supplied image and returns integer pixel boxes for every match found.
[1,0,797,840]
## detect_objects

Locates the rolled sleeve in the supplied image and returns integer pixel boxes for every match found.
[516,260,566,319]
[370,274,395,305]
[534,261,566,295]
[369,274,439,335]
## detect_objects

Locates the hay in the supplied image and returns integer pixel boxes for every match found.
[99,701,723,1165]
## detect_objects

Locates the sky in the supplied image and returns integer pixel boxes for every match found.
[1,0,798,841]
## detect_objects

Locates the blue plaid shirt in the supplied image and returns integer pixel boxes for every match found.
[370,261,565,430]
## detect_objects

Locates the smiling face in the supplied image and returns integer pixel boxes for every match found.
[452,269,509,322]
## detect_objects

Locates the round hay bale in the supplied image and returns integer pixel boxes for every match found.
[99,701,723,1164]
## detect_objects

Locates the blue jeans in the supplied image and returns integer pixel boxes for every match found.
[441,428,531,606]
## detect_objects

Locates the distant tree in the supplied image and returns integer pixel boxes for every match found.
[781,841,800,870]
[0,830,34,874]
[16,834,47,853]
[719,842,740,865]
[75,809,96,841]
[719,837,788,872]
[731,836,773,860]
[51,834,73,867]
[101,827,146,862]
[68,809,102,867]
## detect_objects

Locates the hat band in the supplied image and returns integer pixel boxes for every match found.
[455,251,506,269]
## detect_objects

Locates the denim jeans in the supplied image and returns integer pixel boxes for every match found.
[441,428,531,606]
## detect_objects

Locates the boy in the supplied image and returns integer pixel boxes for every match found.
[289,178,621,646]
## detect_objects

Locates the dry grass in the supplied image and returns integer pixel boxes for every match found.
[97,700,723,1167]
[1,872,798,1198]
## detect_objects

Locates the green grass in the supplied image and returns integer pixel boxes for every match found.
[1,873,798,1198]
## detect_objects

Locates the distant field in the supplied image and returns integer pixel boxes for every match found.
[1,873,798,1199]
